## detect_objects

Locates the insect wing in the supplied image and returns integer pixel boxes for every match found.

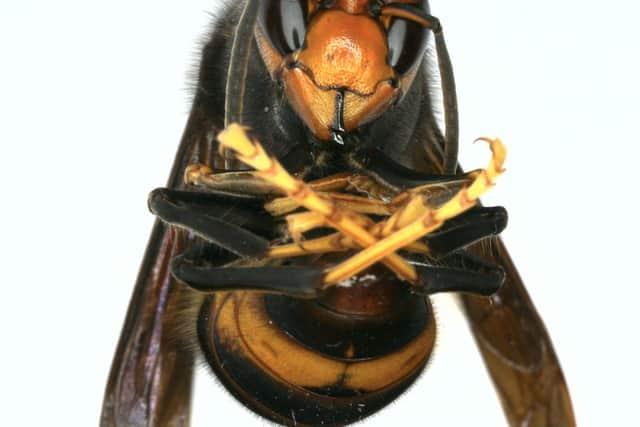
[461,238,576,426]
[101,94,225,426]
[101,3,271,423]
[101,221,193,427]
[414,66,575,422]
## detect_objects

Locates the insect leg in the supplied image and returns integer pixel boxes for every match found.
[171,255,323,299]
[188,168,356,195]
[187,167,386,217]
[149,188,272,258]
[353,148,476,192]
[323,137,506,286]
[426,206,508,258]
[266,191,395,216]
[185,165,285,197]
[412,252,505,296]
[268,205,505,261]
[217,124,419,283]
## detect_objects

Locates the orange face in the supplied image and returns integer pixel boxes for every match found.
[256,0,429,142]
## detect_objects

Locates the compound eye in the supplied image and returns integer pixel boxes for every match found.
[387,17,428,75]
[258,0,308,56]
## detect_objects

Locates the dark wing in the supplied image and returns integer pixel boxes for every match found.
[461,239,576,426]
[407,63,576,425]
[100,118,222,426]
[100,8,237,425]
[100,221,194,427]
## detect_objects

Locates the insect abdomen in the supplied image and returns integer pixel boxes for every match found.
[198,284,436,427]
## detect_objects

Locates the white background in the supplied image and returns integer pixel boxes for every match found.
[1,1,638,426]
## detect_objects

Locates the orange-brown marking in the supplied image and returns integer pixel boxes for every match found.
[332,0,370,15]
[262,157,279,178]
[482,169,494,187]
[345,343,356,359]
[291,183,310,200]
[459,188,471,208]
[422,210,437,228]
[260,340,279,359]
[299,10,392,94]
[214,292,435,392]
[276,8,401,139]
[326,206,344,225]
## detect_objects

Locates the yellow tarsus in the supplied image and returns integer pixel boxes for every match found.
[323,137,506,285]
[217,124,506,288]
[218,124,418,283]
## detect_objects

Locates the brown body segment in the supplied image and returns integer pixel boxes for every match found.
[198,277,436,426]
[279,7,400,139]
[331,0,370,14]
[255,1,428,140]
[297,10,393,94]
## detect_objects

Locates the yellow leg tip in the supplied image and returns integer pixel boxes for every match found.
[184,163,213,184]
